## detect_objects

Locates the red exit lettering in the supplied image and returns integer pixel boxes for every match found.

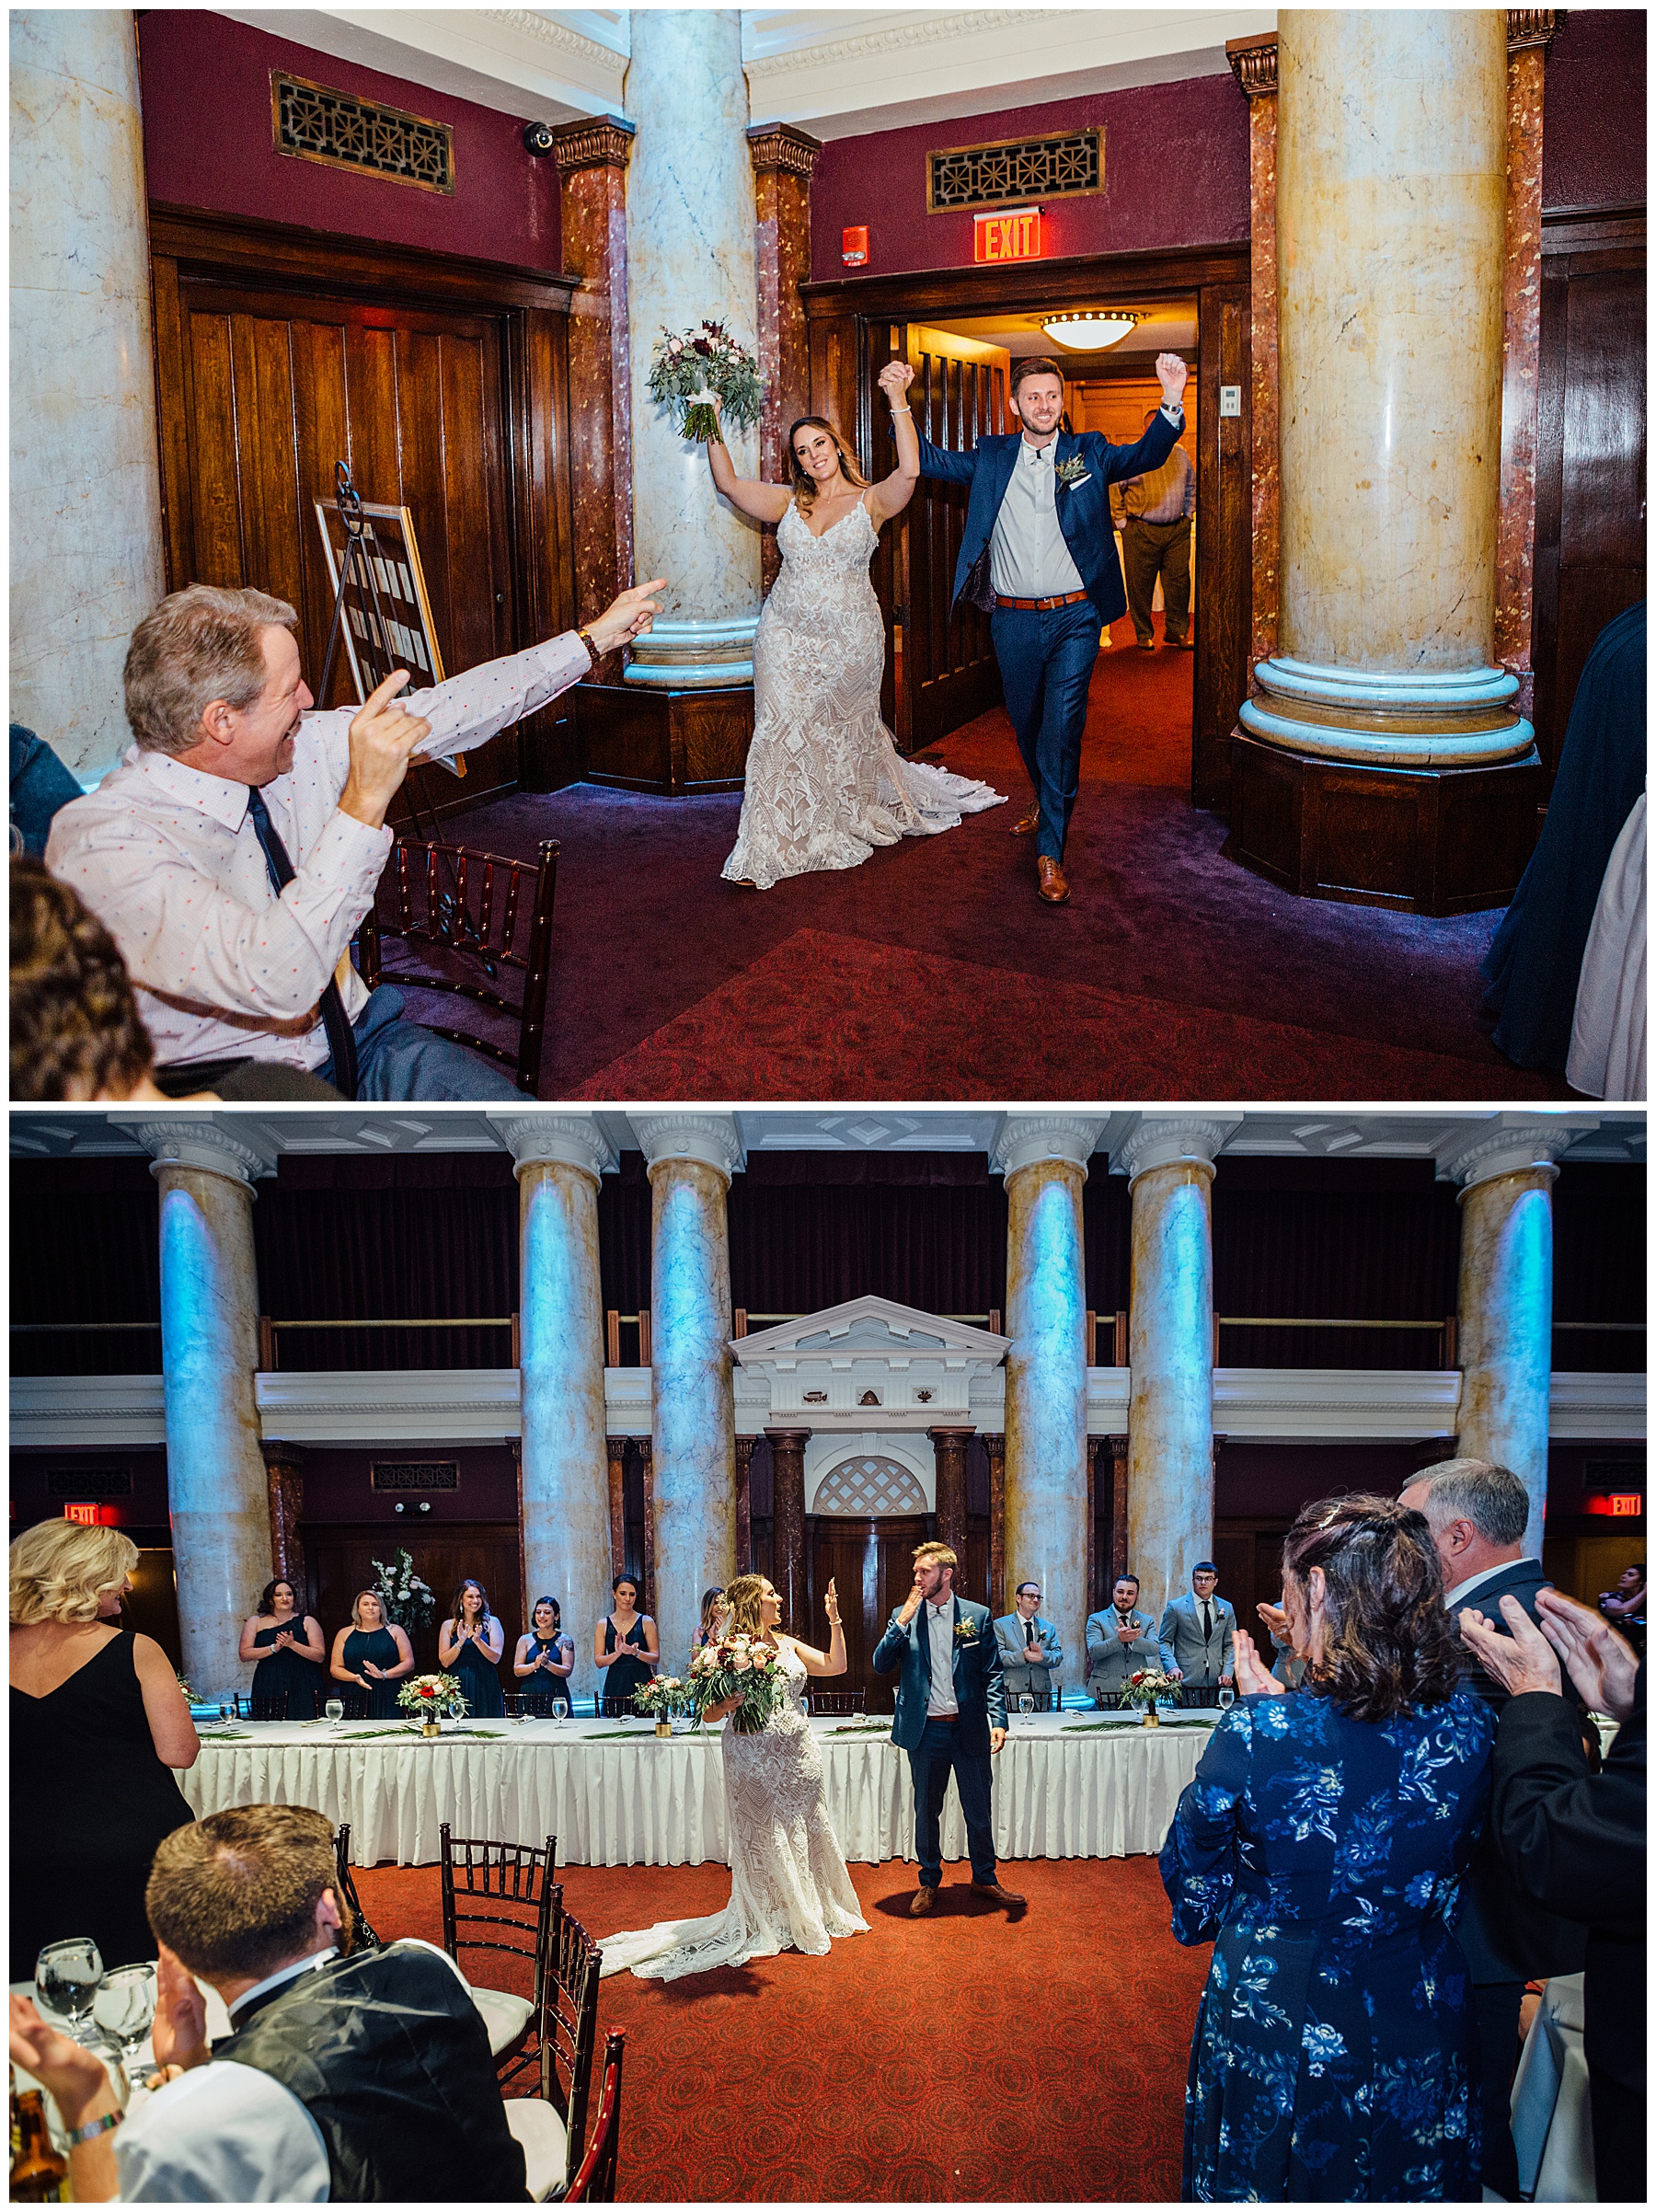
[973,208,1041,264]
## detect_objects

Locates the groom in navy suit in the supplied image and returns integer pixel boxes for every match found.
[903,348,1189,904]
[871,1539,1020,1915]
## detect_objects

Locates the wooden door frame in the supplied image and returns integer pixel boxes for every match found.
[804,244,1253,806]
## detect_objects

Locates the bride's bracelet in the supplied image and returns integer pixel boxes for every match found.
[888,404,912,416]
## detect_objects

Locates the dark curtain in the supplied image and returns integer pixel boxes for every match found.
[1213,1160,1461,1369]
[1082,1171,1132,1319]
[728,1169,1007,1319]
[597,1152,652,1324]
[1553,1163,1646,1374]
[11,1161,161,1375]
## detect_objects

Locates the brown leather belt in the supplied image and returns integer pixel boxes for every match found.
[927,1711,960,1724]
[995,590,1090,611]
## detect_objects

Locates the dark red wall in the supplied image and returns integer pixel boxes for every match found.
[136,11,560,270]
[808,73,1249,285]
[1542,9,1648,214]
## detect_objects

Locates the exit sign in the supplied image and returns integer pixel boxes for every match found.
[973,206,1041,263]
[1611,1492,1641,1516]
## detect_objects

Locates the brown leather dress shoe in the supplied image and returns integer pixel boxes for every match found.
[1037,856,1070,904]
[910,1884,939,1916]
[1010,805,1040,836]
[970,1880,1026,1907]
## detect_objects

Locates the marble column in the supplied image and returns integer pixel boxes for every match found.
[260,1442,307,1596]
[929,1428,973,1584]
[1447,1123,1572,1561]
[554,116,637,628]
[1227,34,1281,668]
[994,1116,1105,1699]
[766,1428,810,1632]
[733,1434,755,1574]
[604,1437,628,1580]
[623,11,762,686]
[1240,12,1533,771]
[1085,1436,1101,1618]
[981,1433,1006,1619]
[1108,1435,1130,1586]
[637,1113,742,1672]
[638,1439,657,1618]
[748,122,821,595]
[11,11,166,784]
[1120,1119,1235,1618]
[135,1122,272,1698]
[495,1112,616,1703]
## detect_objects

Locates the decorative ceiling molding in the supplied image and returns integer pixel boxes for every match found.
[744,10,1043,82]
[479,9,621,71]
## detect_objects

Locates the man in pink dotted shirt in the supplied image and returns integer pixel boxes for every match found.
[44,577,662,1099]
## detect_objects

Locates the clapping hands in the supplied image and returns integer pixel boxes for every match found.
[1230,1628,1286,1699]
[1460,1589,1639,1720]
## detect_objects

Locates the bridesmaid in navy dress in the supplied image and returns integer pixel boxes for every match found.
[1160,1495,1495,2202]
[439,1579,506,1719]
[329,1591,414,1720]
[593,1574,659,1717]
[237,1578,325,1718]
[512,1595,575,1716]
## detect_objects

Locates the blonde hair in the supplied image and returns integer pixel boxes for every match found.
[350,1589,387,1630]
[912,1540,958,1573]
[124,583,298,757]
[788,416,870,517]
[724,1573,774,1638]
[10,1521,138,1625]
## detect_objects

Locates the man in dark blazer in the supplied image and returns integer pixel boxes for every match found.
[872,1539,1018,1916]
[907,349,1189,905]
[1399,1457,1590,2200]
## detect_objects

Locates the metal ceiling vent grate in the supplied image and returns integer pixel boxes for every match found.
[927,127,1102,213]
[273,71,455,194]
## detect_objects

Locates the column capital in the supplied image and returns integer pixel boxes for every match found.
[259,1438,306,1469]
[552,114,635,172]
[1112,1116,1241,1184]
[746,121,822,179]
[763,1426,812,1446]
[490,1111,617,1181]
[1225,31,1279,98]
[1506,11,1565,53]
[635,1112,745,1182]
[124,1117,270,1186]
[991,1113,1107,1178]
[1438,1117,1591,1191]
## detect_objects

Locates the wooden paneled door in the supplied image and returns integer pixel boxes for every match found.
[805,1514,931,1712]
[149,205,580,811]
[305,1523,525,1681]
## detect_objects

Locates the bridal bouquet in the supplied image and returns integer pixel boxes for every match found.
[647,319,763,444]
[688,1633,788,1734]
[397,1672,470,1722]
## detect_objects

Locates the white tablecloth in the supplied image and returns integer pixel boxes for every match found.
[178,1712,1216,1869]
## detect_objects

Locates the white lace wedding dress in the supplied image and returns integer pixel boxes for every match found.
[597,1640,868,1981]
[722,495,1005,890]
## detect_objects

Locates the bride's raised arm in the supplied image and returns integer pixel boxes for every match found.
[706,397,792,524]
[866,361,920,524]
[782,1576,848,1677]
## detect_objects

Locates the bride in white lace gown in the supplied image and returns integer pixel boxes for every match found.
[598,1573,868,1981]
[707,363,1005,891]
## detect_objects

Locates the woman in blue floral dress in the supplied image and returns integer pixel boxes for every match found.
[1161,1495,1495,2201]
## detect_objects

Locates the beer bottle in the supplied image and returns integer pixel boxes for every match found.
[9,2089,69,2202]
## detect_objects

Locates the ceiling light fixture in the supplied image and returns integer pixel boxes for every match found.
[1041,311,1144,351]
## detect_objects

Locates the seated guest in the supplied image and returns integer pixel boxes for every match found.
[328,1590,413,1719]
[995,1580,1063,1704]
[1599,1561,1646,1652]
[438,1578,505,1718]
[9,1522,198,1980]
[1459,1589,1645,2205]
[10,724,84,856]
[1085,1573,1168,1704]
[513,1595,574,1715]
[593,1573,659,1716]
[44,575,662,1100]
[1161,1495,1494,2201]
[1158,1561,1236,1691]
[238,1578,326,1718]
[691,1584,728,1659]
[9,1803,528,2200]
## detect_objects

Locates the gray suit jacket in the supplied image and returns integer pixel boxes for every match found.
[1159,1591,1236,1685]
[994,1610,1063,1693]
[1085,1607,1168,1695]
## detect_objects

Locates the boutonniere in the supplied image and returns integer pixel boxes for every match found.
[953,1619,980,1644]
[1053,456,1091,491]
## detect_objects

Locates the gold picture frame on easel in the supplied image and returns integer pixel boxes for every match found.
[314,495,463,778]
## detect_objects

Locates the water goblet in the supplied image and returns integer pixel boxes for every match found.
[35,1938,104,2039]
[1217,1685,1236,1712]
[324,1696,345,1726]
[1017,1693,1034,1722]
[78,2035,131,2115]
[92,1964,156,2068]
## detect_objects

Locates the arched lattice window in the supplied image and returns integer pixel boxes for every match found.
[812,1456,927,1517]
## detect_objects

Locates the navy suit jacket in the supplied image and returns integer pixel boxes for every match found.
[872,1594,1006,1755]
[915,412,1181,627]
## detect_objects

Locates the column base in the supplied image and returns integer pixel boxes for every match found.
[1225,729,1543,915]
[575,679,754,796]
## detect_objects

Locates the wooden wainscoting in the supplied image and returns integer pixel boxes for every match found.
[305,1523,525,1679]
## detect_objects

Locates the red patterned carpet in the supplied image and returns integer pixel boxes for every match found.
[354,1852,1206,2203]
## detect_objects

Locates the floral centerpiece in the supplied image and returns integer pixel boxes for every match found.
[687,1633,788,1734]
[370,1548,435,1637]
[646,320,763,444]
[1121,1668,1183,1725]
[631,1676,691,1722]
[397,1672,469,1734]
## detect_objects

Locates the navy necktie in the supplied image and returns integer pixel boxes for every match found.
[245,786,359,1099]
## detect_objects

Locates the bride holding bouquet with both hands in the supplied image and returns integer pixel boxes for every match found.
[597,1573,868,1980]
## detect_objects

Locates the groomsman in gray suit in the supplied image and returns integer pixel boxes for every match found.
[1159,1562,1236,1689]
[1085,1573,1169,1702]
[995,1581,1064,1705]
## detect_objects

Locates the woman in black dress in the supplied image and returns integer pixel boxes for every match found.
[237,1577,325,1718]
[438,1579,505,1719]
[9,1521,198,1979]
[329,1591,414,1720]
[593,1573,660,1717]
[513,1595,575,1716]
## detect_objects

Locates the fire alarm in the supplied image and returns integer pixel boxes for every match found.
[842,225,868,268]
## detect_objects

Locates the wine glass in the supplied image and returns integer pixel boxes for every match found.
[35,1938,103,2038]
[92,1964,156,2067]
[324,1696,344,1726]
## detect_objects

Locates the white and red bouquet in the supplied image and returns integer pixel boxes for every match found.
[687,1632,787,1734]
[631,1675,691,1722]
[646,319,763,444]
[397,1671,469,1722]
[1121,1667,1182,1712]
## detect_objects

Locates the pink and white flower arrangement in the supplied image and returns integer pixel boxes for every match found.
[687,1632,787,1734]
[646,319,763,444]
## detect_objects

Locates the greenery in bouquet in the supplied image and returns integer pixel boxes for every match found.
[687,1632,788,1734]
[397,1671,470,1722]
[370,1547,436,1635]
[1121,1667,1183,1711]
[647,320,763,444]
[632,1675,693,1722]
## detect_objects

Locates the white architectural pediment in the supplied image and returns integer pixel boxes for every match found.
[731,1295,1009,1429]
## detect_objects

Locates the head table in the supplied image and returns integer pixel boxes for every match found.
[177,1710,1219,1870]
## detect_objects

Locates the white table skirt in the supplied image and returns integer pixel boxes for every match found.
[178,1713,1215,1870]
